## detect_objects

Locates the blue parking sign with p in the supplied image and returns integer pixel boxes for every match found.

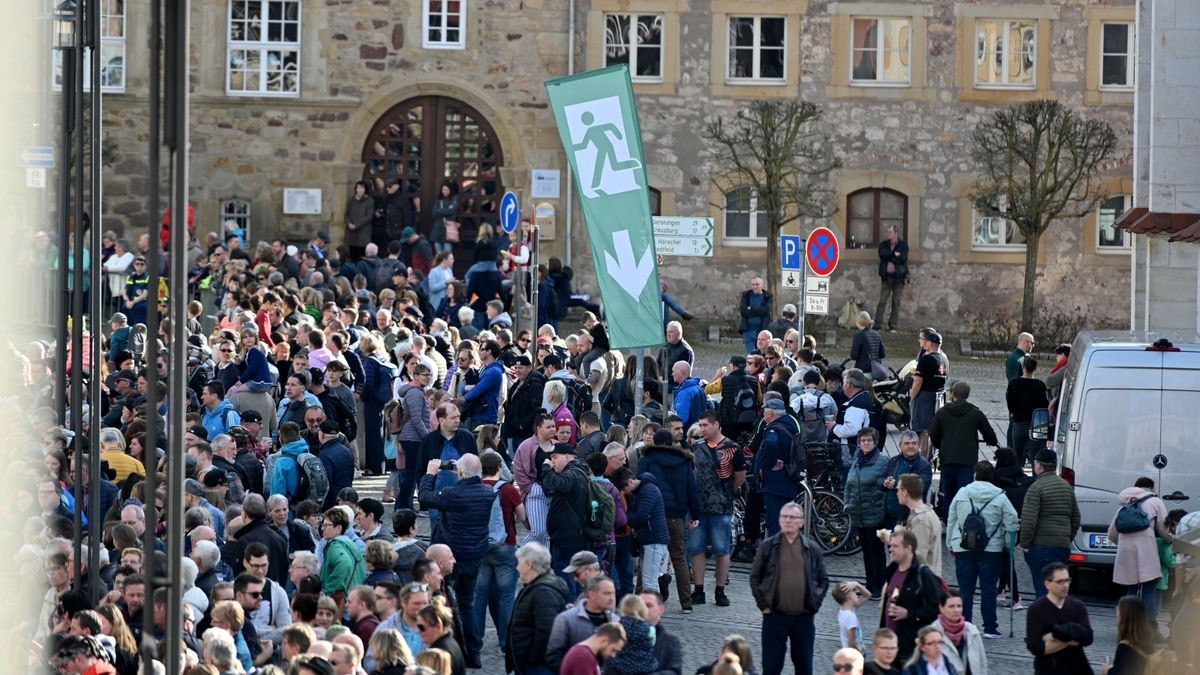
[780,234,802,270]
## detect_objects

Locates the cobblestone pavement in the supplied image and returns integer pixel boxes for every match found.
[352,338,1123,674]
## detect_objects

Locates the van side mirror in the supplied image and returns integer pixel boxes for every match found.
[1030,409,1051,441]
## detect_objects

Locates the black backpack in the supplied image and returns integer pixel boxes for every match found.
[732,378,758,426]
[785,431,809,484]
[563,377,594,419]
[959,493,1002,551]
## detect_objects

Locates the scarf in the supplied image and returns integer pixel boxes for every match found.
[940,614,966,646]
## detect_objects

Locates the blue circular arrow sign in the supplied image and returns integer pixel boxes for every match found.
[500,192,520,234]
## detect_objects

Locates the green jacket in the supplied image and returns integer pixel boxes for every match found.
[321,536,367,597]
[1018,471,1080,549]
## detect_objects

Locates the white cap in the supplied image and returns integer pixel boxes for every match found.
[783,303,798,315]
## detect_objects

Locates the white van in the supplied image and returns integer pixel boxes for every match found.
[1040,331,1200,571]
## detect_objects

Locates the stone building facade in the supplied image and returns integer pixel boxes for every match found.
[97,0,1137,331]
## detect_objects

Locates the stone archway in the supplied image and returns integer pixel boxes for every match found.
[360,96,505,246]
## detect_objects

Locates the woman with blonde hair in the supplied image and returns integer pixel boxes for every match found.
[368,627,414,675]
[417,597,465,675]
[417,647,454,675]
[544,380,577,445]
[850,310,886,379]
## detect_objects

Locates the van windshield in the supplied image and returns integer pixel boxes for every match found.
[1076,389,1200,494]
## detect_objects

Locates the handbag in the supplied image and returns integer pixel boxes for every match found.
[445,220,461,243]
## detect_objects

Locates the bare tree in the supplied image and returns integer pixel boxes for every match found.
[704,101,840,298]
[970,99,1118,330]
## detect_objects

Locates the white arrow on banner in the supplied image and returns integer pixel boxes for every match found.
[603,229,654,300]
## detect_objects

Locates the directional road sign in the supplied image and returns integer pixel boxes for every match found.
[17,146,54,168]
[806,226,840,276]
[652,217,713,257]
[780,234,803,270]
[782,269,801,289]
[805,294,830,315]
[499,191,520,234]
[806,276,829,294]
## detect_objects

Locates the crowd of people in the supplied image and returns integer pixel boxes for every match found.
[12,218,1200,675]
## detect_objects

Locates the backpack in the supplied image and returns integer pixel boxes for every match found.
[582,476,616,544]
[732,378,758,426]
[564,378,594,420]
[486,481,509,545]
[793,388,832,445]
[1128,643,1173,675]
[375,259,405,292]
[959,493,1002,551]
[785,431,810,484]
[384,399,409,436]
[294,452,330,505]
[370,358,399,403]
[1115,493,1155,534]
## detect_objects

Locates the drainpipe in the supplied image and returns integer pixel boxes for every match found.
[565,0,575,267]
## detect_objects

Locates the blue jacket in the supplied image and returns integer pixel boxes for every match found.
[418,474,494,561]
[239,347,273,385]
[673,377,706,429]
[637,445,701,520]
[271,439,308,500]
[883,451,934,517]
[755,417,799,498]
[462,360,503,423]
[108,326,130,362]
[625,473,669,546]
[845,448,889,528]
[203,399,241,440]
[318,438,356,510]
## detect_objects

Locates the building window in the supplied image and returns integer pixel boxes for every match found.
[972,207,1026,249]
[1097,195,1131,250]
[648,187,662,216]
[604,14,663,81]
[1101,22,1134,89]
[226,0,301,96]
[723,187,769,243]
[850,17,911,85]
[53,0,126,93]
[221,199,251,243]
[423,0,466,49]
[847,188,906,250]
[974,19,1036,89]
[727,16,786,83]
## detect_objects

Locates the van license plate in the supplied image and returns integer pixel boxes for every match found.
[1090,534,1115,549]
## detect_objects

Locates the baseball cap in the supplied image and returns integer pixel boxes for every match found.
[550,442,575,456]
[729,355,748,368]
[763,398,787,412]
[111,369,137,383]
[536,336,553,346]
[203,470,230,488]
[782,303,797,316]
[1035,448,1058,465]
[240,409,263,424]
[512,354,532,367]
[319,420,341,435]
[188,425,209,441]
[562,550,599,573]
[184,478,206,497]
[109,312,128,325]
[925,331,943,345]
[400,226,416,240]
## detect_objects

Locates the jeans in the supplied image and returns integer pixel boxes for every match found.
[398,441,421,510]
[1025,545,1070,599]
[859,526,887,595]
[763,493,789,539]
[473,544,518,654]
[451,557,482,658]
[1008,421,1033,465]
[875,278,903,330]
[666,518,693,609]
[1127,580,1161,620]
[761,611,815,675]
[938,465,975,519]
[434,241,453,254]
[551,545,580,597]
[956,550,1003,633]
[640,543,669,593]
[687,514,734,556]
[613,536,637,598]
[742,331,758,356]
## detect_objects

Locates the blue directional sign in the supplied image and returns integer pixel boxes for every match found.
[500,191,520,234]
[17,146,55,168]
[780,234,803,270]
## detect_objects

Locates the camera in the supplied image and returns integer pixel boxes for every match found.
[439,460,458,471]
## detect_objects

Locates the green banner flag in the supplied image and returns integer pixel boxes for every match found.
[545,65,664,350]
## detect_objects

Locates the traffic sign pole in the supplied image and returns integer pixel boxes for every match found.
[799,238,806,342]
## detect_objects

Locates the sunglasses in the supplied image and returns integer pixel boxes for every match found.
[417,624,428,631]
[407,583,430,593]
[245,591,263,598]
[220,349,234,354]
[833,665,856,673]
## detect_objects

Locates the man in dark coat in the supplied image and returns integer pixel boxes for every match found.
[502,354,546,454]
[540,444,591,595]
[638,432,701,613]
[506,542,570,675]
[230,494,289,586]
[879,530,942,665]
[317,421,356,511]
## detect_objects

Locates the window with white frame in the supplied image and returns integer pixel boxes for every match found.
[972,205,1026,249]
[1101,22,1134,89]
[604,14,663,81]
[227,0,301,96]
[850,17,911,85]
[221,199,251,245]
[724,187,769,243]
[423,0,466,49]
[1097,195,1131,250]
[52,0,126,93]
[727,16,786,82]
[974,19,1036,88]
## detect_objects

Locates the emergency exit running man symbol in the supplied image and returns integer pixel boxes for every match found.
[564,96,643,198]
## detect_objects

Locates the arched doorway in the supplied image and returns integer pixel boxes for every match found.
[361,96,504,251]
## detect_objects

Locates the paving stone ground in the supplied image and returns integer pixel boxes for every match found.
[351,337,1128,674]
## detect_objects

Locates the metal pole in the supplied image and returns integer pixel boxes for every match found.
[661,300,669,415]
[633,349,644,418]
[56,38,76,427]
[530,218,539,338]
[564,0,575,268]
[70,0,86,590]
[88,0,104,604]
[798,237,807,344]
[140,0,162,662]
[164,0,190,666]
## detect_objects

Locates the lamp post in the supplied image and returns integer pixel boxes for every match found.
[53,0,77,430]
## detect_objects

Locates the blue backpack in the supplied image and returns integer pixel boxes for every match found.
[486,481,509,545]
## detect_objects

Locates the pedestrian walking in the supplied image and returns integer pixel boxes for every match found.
[1018,450,1080,599]
[1025,562,1093,675]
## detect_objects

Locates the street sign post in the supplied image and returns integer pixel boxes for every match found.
[806,226,840,276]
[546,65,664,349]
[654,236,712,257]
[17,146,55,168]
[805,276,829,294]
[499,191,520,234]
[652,217,713,257]
[780,234,803,270]
[805,294,830,315]
[782,269,801,289]
[783,228,840,338]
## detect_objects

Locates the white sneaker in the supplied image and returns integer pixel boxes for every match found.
[1012,600,1026,611]
[983,632,1003,639]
